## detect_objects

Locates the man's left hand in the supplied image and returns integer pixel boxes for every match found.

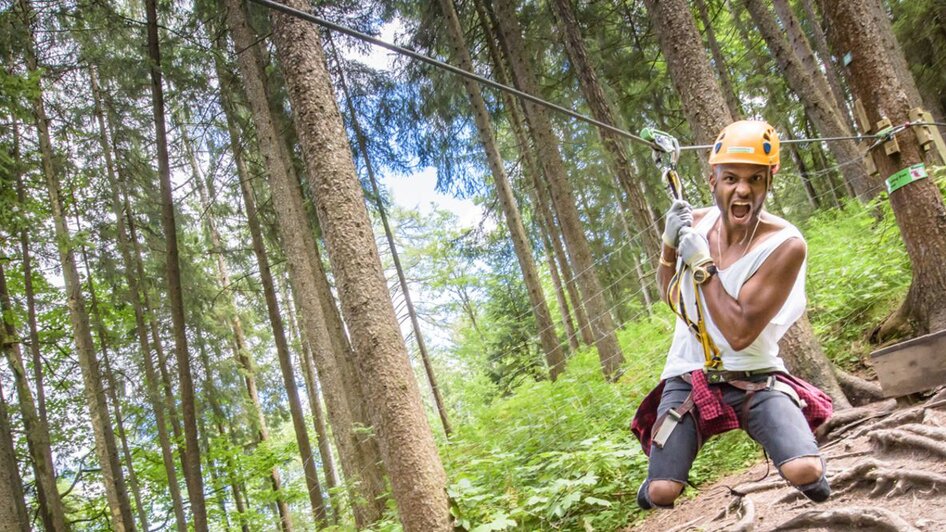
[678,228,712,269]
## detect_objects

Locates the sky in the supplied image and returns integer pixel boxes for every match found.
[343,19,485,230]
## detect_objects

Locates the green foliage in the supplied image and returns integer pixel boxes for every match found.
[430,311,760,531]
[804,195,913,367]
[440,350,646,531]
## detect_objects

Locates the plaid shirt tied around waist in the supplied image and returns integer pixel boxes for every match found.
[631,369,833,456]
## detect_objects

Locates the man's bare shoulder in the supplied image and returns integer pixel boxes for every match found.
[761,211,793,231]
[692,207,715,226]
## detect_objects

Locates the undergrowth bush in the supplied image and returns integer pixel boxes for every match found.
[426,310,760,531]
[804,196,911,367]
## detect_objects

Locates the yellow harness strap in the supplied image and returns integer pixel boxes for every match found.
[667,264,722,370]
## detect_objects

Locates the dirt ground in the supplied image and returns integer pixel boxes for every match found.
[627,391,946,531]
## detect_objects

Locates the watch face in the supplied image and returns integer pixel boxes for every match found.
[693,268,708,284]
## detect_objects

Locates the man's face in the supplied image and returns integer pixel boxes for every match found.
[710,163,770,226]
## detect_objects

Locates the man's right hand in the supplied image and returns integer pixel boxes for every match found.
[662,200,693,249]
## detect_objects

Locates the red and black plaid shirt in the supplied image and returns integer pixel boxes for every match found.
[631,369,833,456]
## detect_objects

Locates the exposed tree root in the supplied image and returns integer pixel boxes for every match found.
[869,428,946,458]
[929,387,946,404]
[870,300,916,345]
[850,409,927,439]
[774,507,919,531]
[705,496,755,532]
[835,369,885,406]
[900,423,946,440]
[828,457,946,498]
[817,399,897,442]
[829,458,888,495]
[732,478,787,496]
[729,496,755,532]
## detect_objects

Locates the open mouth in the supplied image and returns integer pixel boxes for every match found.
[731,202,751,221]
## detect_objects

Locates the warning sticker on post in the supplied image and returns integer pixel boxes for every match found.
[886,163,928,194]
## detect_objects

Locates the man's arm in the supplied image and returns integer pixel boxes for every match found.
[657,243,677,304]
[700,237,806,350]
[659,209,710,304]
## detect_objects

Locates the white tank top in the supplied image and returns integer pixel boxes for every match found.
[660,207,807,380]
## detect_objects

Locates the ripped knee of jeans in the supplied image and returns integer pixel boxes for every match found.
[637,478,677,510]
[796,472,830,502]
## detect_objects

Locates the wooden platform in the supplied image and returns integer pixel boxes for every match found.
[871,328,946,397]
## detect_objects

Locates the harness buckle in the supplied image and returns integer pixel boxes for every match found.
[652,408,682,448]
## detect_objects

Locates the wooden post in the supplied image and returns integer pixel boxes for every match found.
[871,329,946,397]
[854,98,878,179]
[908,107,946,165]
[875,117,900,156]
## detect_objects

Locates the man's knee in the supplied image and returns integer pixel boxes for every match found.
[780,456,830,502]
[648,479,685,507]
[779,456,823,486]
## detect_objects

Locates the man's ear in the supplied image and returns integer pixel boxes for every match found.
[708,171,717,192]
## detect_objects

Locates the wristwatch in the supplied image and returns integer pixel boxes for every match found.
[692,262,718,285]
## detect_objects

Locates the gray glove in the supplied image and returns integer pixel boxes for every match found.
[678,228,713,269]
[662,200,693,249]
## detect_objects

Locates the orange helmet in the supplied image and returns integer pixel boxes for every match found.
[708,120,780,174]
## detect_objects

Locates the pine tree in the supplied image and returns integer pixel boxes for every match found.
[269,0,451,527]
[490,0,625,379]
[820,0,946,337]
[435,0,566,380]
[144,0,207,526]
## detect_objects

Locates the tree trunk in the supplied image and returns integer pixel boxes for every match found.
[269,1,451,528]
[93,71,189,531]
[196,405,231,531]
[797,0,852,128]
[490,0,625,379]
[694,0,743,119]
[772,0,838,114]
[6,95,66,532]
[820,0,946,336]
[643,0,733,147]
[783,124,821,208]
[221,0,387,523]
[230,123,328,526]
[778,313,851,408]
[470,0,580,351]
[0,382,30,530]
[21,0,135,524]
[13,153,49,431]
[183,95,294,528]
[329,38,462,417]
[541,182,593,346]
[78,239,150,532]
[436,0,567,380]
[144,0,207,526]
[542,229,579,352]
[548,0,662,262]
[745,0,876,201]
[804,114,853,201]
[282,273,339,523]
[647,0,849,405]
[194,329,251,532]
[293,137,389,521]
[0,266,68,531]
[865,0,923,108]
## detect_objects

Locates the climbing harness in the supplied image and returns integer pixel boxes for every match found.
[642,127,722,370]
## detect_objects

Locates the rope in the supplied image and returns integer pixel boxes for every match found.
[247,0,660,150]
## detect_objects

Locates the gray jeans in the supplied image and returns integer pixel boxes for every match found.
[647,375,821,485]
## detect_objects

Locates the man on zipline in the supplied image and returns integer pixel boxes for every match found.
[632,120,834,510]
